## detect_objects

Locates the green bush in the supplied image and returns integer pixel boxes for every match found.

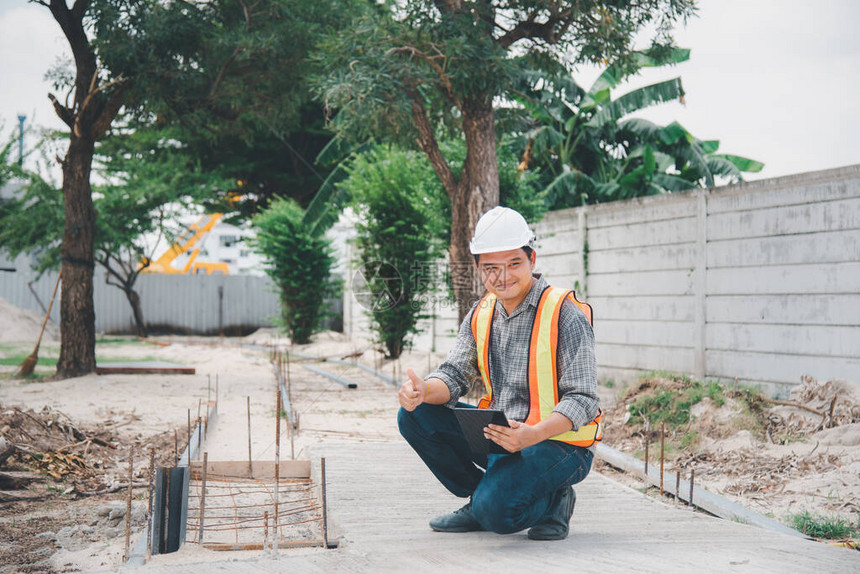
[790,511,860,539]
[627,374,728,429]
[341,146,446,358]
[251,198,336,344]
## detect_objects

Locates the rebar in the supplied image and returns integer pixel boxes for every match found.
[690,468,695,510]
[644,433,649,478]
[199,452,208,543]
[247,396,253,478]
[124,445,134,561]
[321,457,330,548]
[660,421,665,496]
[186,409,191,463]
[147,448,155,556]
[275,387,281,550]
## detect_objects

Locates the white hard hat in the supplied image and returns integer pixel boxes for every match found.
[469,206,536,255]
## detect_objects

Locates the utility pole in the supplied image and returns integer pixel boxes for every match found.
[16,115,25,167]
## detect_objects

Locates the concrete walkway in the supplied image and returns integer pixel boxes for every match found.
[135,441,857,573]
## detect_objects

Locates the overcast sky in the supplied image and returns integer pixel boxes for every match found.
[1,0,858,182]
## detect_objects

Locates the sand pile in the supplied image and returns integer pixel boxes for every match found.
[0,297,59,343]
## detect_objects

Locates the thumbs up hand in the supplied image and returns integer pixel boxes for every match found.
[398,368,427,411]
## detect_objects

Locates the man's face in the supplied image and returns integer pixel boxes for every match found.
[477,248,536,306]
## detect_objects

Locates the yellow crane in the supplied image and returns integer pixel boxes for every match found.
[141,214,230,275]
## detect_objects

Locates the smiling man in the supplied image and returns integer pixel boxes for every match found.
[398,206,601,541]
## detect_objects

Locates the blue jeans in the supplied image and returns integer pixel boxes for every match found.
[397,402,593,534]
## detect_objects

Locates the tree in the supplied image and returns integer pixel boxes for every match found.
[251,198,336,344]
[339,146,448,358]
[316,0,697,320]
[508,48,763,208]
[0,128,228,337]
[30,0,359,376]
[93,126,234,336]
[32,0,135,377]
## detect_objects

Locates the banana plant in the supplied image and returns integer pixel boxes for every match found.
[508,48,763,208]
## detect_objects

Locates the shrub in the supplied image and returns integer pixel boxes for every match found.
[790,511,860,539]
[342,146,446,358]
[251,198,336,344]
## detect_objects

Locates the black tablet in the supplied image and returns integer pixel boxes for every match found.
[453,408,511,455]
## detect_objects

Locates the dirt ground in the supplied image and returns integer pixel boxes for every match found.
[1,297,858,570]
[0,311,435,572]
[596,373,860,543]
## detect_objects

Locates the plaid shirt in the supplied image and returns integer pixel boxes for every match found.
[428,275,599,431]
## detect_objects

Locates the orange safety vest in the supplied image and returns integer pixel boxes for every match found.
[470,286,603,448]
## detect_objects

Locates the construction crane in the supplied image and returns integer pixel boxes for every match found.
[141,214,230,275]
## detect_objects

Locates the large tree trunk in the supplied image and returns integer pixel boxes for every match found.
[56,135,97,377]
[449,95,499,321]
[44,0,127,378]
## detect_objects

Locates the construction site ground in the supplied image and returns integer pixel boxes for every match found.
[0,312,858,571]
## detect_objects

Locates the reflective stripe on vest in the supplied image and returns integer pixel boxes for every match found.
[470,287,602,448]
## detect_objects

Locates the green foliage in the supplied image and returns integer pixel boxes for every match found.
[316,1,697,148]
[627,374,727,429]
[508,49,764,208]
[0,169,64,273]
[0,132,17,188]
[679,430,699,450]
[341,146,447,358]
[789,511,860,540]
[251,198,336,344]
[86,0,365,218]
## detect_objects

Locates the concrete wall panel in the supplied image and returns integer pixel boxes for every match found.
[707,262,860,296]
[706,350,860,387]
[598,342,695,373]
[708,167,860,214]
[706,294,860,326]
[589,244,697,274]
[707,323,859,357]
[598,319,694,347]
[707,197,860,241]
[708,230,860,268]
[589,269,695,297]
[587,295,696,322]
[587,195,696,228]
[588,217,697,250]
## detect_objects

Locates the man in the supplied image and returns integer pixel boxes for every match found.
[398,206,601,541]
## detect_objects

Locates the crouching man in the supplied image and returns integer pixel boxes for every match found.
[398,206,602,540]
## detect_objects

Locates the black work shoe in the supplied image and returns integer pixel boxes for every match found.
[429,501,484,533]
[528,486,576,541]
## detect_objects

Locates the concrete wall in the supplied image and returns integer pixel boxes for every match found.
[343,164,860,397]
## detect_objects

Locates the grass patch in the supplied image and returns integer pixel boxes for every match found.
[0,355,58,367]
[626,373,730,430]
[96,337,145,345]
[0,372,54,382]
[789,511,860,539]
[679,430,699,450]
[97,356,159,363]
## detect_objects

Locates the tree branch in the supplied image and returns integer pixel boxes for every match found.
[88,83,128,140]
[407,89,457,198]
[48,93,75,128]
[209,0,253,99]
[387,45,461,109]
[496,9,573,49]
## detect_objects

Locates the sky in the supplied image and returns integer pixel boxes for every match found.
[0,0,858,183]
